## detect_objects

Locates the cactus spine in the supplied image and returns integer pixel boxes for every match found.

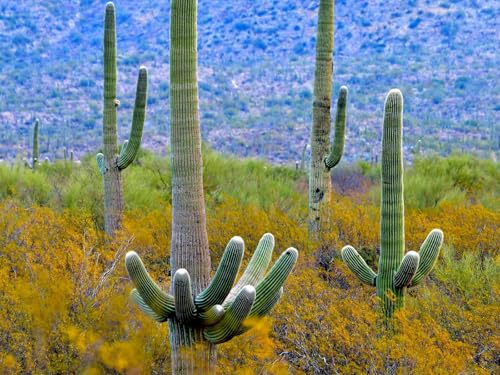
[96,3,147,235]
[341,89,444,323]
[309,0,348,236]
[124,1,298,373]
[32,119,39,170]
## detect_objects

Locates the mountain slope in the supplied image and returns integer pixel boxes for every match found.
[0,0,498,163]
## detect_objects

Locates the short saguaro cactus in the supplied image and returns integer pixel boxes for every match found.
[126,233,298,344]
[341,89,444,322]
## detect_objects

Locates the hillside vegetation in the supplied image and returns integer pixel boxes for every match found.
[0,0,498,163]
[0,151,498,373]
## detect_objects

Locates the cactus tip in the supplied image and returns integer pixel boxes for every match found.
[230,236,244,245]
[125,251,138,261]
[175,268,189,277]
[285,247,299,259]
[241,285,256,297]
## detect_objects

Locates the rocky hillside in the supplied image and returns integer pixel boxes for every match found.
[0,0,498,164]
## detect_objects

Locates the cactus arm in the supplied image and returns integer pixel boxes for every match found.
[252,286,283,318]
[195,237,244,311]
[173,269,197,323]
[235,287,283,336]
[249,248,298,317]
[117,66,148,170]
[223,233,274,307]
[199,305,225,326]
[341,245,377,286]
[203,286,256,344]
[410,229,444,286]
[324,86,348,170]
[96,153,106,175]
[393,251,420,288]
[130,289,168,322]
[119,140,129,159]
[125,251,175,318]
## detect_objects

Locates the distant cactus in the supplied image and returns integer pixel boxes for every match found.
[308,0,348,236]
[125,0,298,372]
[96,2,147,235]
[341,89,444,323]
[32,119,39,170]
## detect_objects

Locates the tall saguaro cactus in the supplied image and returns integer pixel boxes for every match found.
[309,0,348,236]
[32,118,39,170]
[124,1,298,373]
[97,2,148,235]
[341,89,444,323]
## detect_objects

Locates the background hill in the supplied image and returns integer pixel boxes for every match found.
[0,0,498,164]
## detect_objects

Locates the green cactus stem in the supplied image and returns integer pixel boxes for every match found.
[97,2,147,235]
[341,89,444,323]
[308,0,348,236]
[32,119,39,170]
[324,86,348,169]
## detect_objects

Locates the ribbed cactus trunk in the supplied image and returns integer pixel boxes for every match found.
[102,6,123,235]
[309,0,334,236]
[99,2,147,236]
[377,91,405,317]
[169,0,215,372]
[32,119,39,170]
[124,3,297,372]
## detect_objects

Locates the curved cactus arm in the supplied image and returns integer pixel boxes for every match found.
[250,247,298,315]
[341,245,377,286]
[203,286,256,344]
[199,304,225,326]
[410,229,444,287]
[324,86,348,170]
[124,251,175,318]
[96,153,106,175]
[117,66,148,170]
[130,288,168,322]
[173,269,197,323]
[119,140,129,159]
[195,236,244,311]
[394,251,420,288]
[235,287,283,336]
[223,233,275,308]
[252,286,283,318]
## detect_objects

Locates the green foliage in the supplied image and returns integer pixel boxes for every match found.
[405,153,500,210]
[0,149,498,372]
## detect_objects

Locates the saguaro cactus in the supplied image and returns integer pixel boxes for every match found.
[96,2,147,235]
[124,1,298,373]
[309,0,348,236]
[32,118,39,170]
[341,89,444,323]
